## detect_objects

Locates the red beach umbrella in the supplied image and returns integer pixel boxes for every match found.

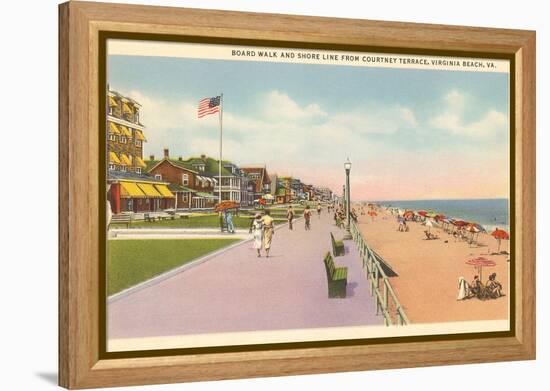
[491,228,510,240]
[403,210,414,219]
[214,200,240,212]
[417,210,427,217]
[466,256,497,282]
[491,228,510,253]
[453,220,469,227]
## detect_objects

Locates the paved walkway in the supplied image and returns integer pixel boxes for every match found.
[108,212,382,339]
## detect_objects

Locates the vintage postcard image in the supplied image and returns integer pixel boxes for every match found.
[104,40,511,352]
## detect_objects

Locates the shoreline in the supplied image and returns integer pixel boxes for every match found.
[371,198,510,231]
[355,207,510,324]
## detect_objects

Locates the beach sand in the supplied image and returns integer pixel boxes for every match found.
[357,209,510,324]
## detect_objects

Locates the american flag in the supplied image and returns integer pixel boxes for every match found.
[197,96,221,118]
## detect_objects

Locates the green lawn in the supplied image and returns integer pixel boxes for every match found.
[110,214,286,229]
[107,238,239,295]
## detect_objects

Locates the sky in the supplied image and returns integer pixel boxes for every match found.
[107,48,510,201]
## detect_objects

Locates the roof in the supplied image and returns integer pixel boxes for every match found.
[108,89,142,107]
[240,166,271,192]
[145,158,198,174]
[108,170,167,184]
[168,183,195,193]
[182,156,235,177]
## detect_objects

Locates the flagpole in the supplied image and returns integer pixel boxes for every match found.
[218,93,223,205]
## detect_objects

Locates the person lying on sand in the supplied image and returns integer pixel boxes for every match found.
[424,230,439,240]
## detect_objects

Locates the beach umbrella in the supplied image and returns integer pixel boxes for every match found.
[417,210,427,217]
[453,220,469,227]
[466,223,481,233]
[214,200,240,212]
[403,210,414,220]
[465,223,482,245]
[426,211,438,219]
[465,256,496,282]
[491,228,510,253]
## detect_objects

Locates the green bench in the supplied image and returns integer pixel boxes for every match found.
[110,214,133,228]
[330,232,345,257]
[323,252,348,298]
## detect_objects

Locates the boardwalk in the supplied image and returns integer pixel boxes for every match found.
[108,211,382,342]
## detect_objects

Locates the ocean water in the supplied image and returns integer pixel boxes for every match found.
[374,198,509,231]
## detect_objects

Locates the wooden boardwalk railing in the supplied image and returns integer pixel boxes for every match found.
[350,221,410,326]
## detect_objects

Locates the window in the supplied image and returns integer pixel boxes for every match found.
[182,173,189,185]
[155,174,162,180]
[120,166,127,172]
[108,134,117,141]
[108,164,116,171]
[136,168,142,174]
[135,140,142,147]
[120,136,127,144]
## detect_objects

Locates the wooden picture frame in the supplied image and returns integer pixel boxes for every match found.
[59,1,536,389]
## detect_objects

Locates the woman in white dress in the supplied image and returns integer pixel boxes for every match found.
[249,213,264,257]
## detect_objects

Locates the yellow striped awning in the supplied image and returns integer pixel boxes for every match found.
[134,156,147,168]
[120,182,146,198]
[137,183,162,197]
[109,152,121,164]
[122,102,133,115]
[108,122,120,134]
[134,129,146,141]
[108,96,118,107]
[155,184,175,198]
[119,154,132,166]
[118,125,132,137]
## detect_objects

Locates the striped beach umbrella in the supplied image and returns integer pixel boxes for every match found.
[466,256,496,282]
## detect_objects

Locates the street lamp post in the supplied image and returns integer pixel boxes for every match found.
[344,158,352,240]
[342,184,345,208]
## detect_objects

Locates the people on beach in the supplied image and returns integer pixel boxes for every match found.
[287,205,294,230]
[470,275,482,298]
[317,201,322,218]
[303,205,312,230]
[457,276,470,300]
[249,213,264,257]
[486,273,504,298]
[397,215,406,231]
[225,210,235,233]
[262,210,274,258]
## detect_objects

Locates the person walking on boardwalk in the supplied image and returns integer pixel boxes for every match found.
[287,205,294,230]
[249,213,264,257]
[303,205,312,230]
[317,201,322,218]
[262,210,275,258]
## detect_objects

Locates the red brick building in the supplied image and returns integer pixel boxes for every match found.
[146,149,218,209]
